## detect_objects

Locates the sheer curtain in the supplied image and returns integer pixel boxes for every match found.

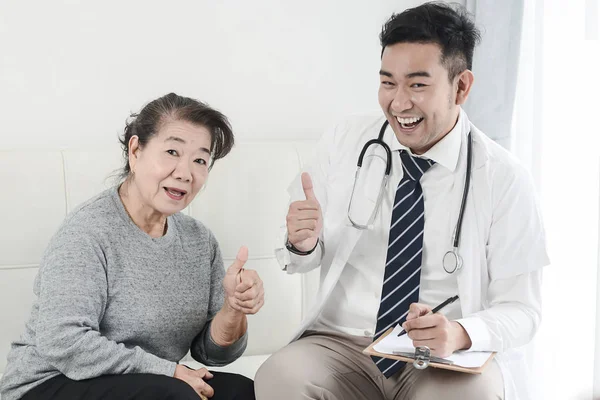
[522,1,599,399]
[511,0,599,399]
[463,0,524,151]
[464,0,599,398]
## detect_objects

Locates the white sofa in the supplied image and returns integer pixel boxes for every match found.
[0,140,320,390]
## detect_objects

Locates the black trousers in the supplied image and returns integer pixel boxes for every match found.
[20,371,255,400]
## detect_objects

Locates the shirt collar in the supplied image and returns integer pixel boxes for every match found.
[387,108,467,172]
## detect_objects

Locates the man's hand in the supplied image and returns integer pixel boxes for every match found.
[174,364,214,399]
[223,246,264,315]
[286,172,323,252]
[402,303,472,358]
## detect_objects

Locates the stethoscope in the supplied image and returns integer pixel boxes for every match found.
[348,120,472,274]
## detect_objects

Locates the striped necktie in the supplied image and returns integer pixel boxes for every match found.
[372,150,434,378]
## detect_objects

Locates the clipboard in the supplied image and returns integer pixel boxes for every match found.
[362,328,496,375]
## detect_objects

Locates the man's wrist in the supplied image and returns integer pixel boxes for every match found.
[451,321,472,351]
[286,238,319,255]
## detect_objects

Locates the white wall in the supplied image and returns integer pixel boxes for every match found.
[0,1,432,381]
[0,0,432,150]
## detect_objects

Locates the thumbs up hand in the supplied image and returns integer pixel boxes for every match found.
[223,246,265,315]
[286,172,323,252]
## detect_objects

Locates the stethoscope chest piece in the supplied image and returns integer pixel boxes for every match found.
[443,249,462,274]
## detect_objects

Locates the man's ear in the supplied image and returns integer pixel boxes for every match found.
[455,69,474,105]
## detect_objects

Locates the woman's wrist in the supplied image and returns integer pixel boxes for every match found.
[210,305,247,346]
[222,300,246,321]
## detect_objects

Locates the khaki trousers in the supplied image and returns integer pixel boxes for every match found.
[255,330,503,400]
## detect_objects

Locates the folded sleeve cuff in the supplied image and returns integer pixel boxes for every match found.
[274,226,323,273]
[203,330,248,366]
[191,321,248,367]
[455,316,493,352]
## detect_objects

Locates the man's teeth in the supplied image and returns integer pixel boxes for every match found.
[396,116,423,124]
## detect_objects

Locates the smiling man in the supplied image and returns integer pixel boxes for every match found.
[378,40,471,155]
[255,2,549,400]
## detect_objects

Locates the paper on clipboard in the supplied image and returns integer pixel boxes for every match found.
[373,325,493,368]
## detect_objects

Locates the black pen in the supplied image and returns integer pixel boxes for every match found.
[397,295,460,337]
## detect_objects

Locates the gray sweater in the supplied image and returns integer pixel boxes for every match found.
[0,187,247,400]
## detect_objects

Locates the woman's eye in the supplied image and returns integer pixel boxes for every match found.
[167,150,178,156]
[195,159,207,165]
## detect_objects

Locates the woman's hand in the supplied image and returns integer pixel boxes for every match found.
[174,364,214,398]
[223,246,265,315]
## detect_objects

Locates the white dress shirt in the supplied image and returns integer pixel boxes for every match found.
[314,109,467,336]
[276,108,549,400]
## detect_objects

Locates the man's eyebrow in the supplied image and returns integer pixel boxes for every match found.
[379,70,432,79]
[405,71,431,79]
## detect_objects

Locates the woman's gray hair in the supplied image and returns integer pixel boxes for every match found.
[118,93,234,180]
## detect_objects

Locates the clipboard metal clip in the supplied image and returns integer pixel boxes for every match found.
[413,346,432,370]
[392,346,454,370]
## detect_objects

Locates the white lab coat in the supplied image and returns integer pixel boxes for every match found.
[276,112,549,400]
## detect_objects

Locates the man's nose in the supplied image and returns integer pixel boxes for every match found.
[392,87,413,111]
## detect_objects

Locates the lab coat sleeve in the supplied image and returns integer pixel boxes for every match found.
[457,159,549,352]
[486,160,550,281]
[276,238,324,274]
[456,269,543,352]
[275,121,342,274]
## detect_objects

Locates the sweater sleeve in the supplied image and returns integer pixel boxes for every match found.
[190,320,248,366]
[206,230,226,320]
[35,224,176,381]
[190,230,247,365]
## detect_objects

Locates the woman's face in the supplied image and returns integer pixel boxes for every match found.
[128,119,212,216]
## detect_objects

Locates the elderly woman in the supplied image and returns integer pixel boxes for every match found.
[0,93,264,400]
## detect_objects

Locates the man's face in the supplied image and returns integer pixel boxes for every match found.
[378,42,461,154]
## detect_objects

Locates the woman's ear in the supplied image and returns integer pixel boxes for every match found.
[455,69,474,106]
[128,135,140,174]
